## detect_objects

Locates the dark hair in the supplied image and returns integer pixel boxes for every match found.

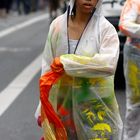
[71,2,76,18]
[69,1,96,20]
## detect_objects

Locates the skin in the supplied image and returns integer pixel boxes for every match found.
[68,0,98,40]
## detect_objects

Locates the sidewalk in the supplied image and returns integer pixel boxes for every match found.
[0,10,49,32]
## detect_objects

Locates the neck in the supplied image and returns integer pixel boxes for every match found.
[71,9,92,24]
[76,11,91,24]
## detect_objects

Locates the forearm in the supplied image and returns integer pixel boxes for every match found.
[60,54,117,78]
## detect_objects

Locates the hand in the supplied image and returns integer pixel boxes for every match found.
[50,57,64,73]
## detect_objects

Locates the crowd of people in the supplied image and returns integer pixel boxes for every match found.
[0,0,67,19]
[0,0,45,18]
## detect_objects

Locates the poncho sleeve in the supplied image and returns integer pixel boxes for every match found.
[60,26,119,78]
[41,21,55,75]
[35,21,55,120]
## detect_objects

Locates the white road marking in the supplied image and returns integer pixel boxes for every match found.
[0,54,42,116]
[0,47,31,52]
[0,13,49,116]
[0,13,49,38]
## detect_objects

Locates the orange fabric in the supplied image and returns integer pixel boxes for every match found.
[39,57,67,139]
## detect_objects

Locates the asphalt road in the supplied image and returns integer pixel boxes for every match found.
[0,11,126,140]
[0,12,50,140]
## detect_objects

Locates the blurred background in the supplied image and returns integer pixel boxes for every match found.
[0,0,68,18]
[0,0,126,140]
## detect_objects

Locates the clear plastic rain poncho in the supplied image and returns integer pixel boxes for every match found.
[119,0,140,139]
[37,0,123,139]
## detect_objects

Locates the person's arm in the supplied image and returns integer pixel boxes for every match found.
[60,26,119,78]
[119,0,140,38]
[41,22,55,75]
[35,21,55,120]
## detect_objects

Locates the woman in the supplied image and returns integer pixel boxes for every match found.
[37,0,123,139]
[119,0,140,139]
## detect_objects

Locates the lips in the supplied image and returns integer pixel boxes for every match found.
[83,3,93,9]
[84,3,92,6]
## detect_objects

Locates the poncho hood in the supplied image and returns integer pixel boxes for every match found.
[68,0,103,16]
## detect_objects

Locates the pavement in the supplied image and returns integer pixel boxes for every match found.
[0,10,49,32]
[0,10,50,140]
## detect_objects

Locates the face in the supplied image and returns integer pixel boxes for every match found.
[75,0,98,14]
